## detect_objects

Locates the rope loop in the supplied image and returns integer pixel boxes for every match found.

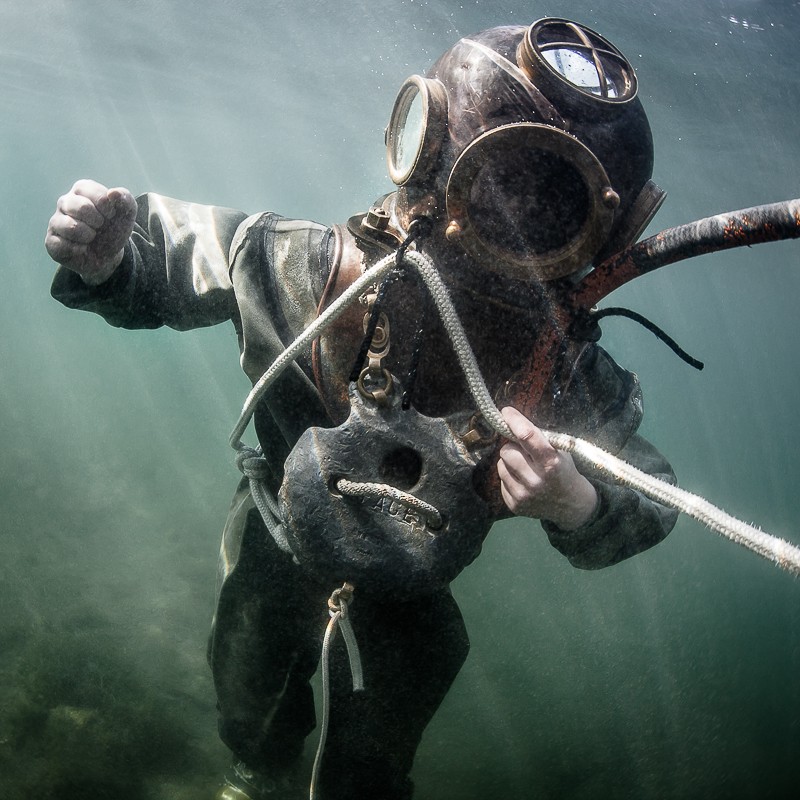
[395,216,432,267]
[310,582,364,800]
[232,239,800,610]
[234,444,272,481]
[336,477,443,531]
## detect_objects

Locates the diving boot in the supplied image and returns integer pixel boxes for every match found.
[215,760,303,800]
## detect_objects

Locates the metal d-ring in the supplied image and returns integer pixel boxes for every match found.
[357,367,394,405]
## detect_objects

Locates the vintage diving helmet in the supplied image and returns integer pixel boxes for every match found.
[385,17,665,282]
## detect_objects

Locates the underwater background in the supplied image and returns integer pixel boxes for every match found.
[1,0,799,797]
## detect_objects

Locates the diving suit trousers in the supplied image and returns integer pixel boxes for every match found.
[208,507,470,799]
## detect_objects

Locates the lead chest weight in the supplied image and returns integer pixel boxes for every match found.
[278,379,492,594]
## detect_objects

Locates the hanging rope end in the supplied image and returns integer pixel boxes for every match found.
[327,582,365,692]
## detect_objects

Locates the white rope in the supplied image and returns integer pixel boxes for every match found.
[545,432,800,576]
[232,242,800,588]
[229,240,800,800]
[230,251,399,450]
[309,585,364,800]
[336,477,443,529]
[400,252,800,576]
[401,251,514,440]
[234,445,293,553]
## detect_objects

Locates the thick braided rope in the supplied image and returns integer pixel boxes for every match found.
[402,250,514,440]
[229,245,800,577]
[230,251,399,450]
[336,477,443,529]
[234,445,292,552]
[404,252,800,576]
[546,432,800,576]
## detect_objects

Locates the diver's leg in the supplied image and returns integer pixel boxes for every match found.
[209,508,327,780]
[318,588,470,799]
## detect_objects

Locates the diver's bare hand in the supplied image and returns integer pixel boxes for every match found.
[45,180,137,285]
[497,406,598,530]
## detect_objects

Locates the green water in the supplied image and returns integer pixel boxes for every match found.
[1,0,799,797]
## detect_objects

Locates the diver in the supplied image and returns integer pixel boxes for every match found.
[45,18,679,800]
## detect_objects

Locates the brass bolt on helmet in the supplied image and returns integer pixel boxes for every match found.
[385,18,665,282]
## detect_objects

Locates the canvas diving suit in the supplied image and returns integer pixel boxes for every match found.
[51,192,678,799]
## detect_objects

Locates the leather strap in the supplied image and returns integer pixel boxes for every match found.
[311,223,374,424]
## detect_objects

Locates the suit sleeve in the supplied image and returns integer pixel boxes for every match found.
[539,342,679,569]
[51,193,248,330]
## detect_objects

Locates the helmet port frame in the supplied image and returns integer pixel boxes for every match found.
[386,75,449,186]
[445,122,619,281]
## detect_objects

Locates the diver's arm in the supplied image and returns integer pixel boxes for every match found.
[498,409,677,568]
[48,181,246,330]
[498,342,679,569]
[539,432,678,569]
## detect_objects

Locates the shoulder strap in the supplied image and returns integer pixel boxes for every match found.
[311,222,377,424]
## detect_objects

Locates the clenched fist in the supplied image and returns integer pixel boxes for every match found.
[45,179,137,285]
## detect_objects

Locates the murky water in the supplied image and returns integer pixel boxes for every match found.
[2,1,799,798]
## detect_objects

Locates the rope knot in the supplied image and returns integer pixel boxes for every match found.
[328,581,355,618]
[235,445,272,481]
